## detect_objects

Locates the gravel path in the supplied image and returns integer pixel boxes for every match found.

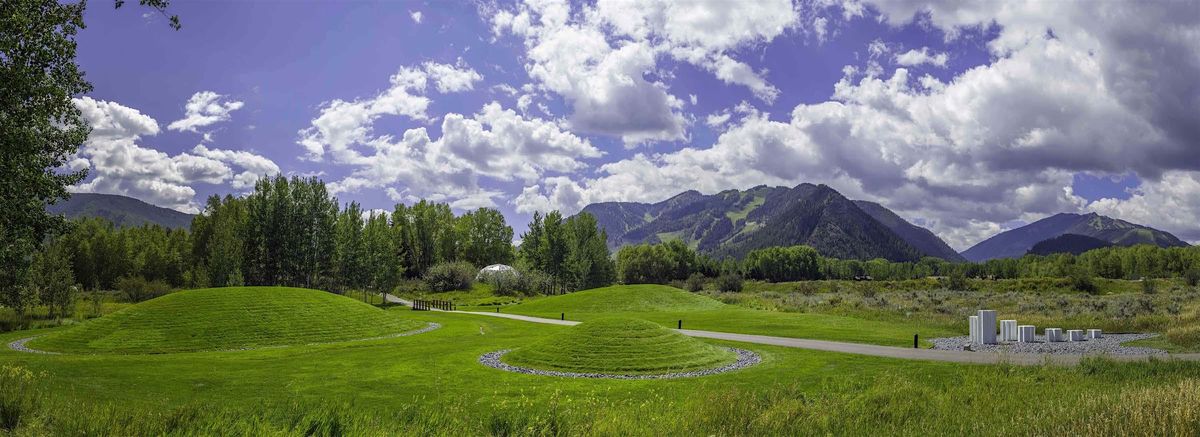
[479,347,761,379]
[930,333,1166,356]
[6,322,441,355]
[457,310,1200,365]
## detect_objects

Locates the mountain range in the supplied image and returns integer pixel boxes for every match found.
[961,212,1187,261]
[581,184,960,262]
[47,193,195,229]
[50,191,1189,262]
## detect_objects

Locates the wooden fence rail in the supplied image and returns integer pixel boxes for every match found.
[411,299,455,311]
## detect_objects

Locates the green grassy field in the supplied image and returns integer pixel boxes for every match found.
[504,317,737,374]
[27,287,426,354]
[492,284,956,347]
[5,284,1200,434]
[4,307,1200,435]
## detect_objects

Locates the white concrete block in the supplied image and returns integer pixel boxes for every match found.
[1045,328,1063,342]
[969,315,979,344]
[1000,320,1018,342]
[977,310,997,344]
[1088,329,1103,339]
[1018,325,1036,343]
[1067,329,1085,341]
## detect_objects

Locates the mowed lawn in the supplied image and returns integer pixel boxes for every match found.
[29,287,427,354]
[5,308,1200,435]
[490,285,958,347]
[6,298,1200,435]
[504,317,738,374]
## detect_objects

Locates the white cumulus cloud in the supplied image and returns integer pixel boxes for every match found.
[167,91,244,133]
[72,97,279,213]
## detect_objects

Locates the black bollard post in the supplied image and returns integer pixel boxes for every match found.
[496,307,499,313]
[914,334,919,349]
[678,320,682,329]
[561,312,564,320]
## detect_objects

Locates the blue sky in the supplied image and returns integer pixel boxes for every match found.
[69,0,1200,249]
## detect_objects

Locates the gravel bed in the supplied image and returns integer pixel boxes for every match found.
[930,333,1165,356]
[7,336,60,355]
[7,322,441,355]
[479,347,761,379]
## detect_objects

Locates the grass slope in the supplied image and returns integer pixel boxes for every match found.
[29,287,424,354]
[509,284,726,314]
[504,317,737,374]
[4,311,1200,435]
[498,284,954,346]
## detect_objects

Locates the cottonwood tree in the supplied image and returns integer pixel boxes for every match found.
[456,208,514,267]
[518,211,614,292]
[362,209,401,298]
[1,0,176,312]
[333,202,366,293]
[29,240,76,318]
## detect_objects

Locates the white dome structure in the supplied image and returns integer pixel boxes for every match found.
[477,264,517,281]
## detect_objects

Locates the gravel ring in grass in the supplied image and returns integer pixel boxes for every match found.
[479,347,761,379]
[7,322,441,355]
[7,336,61,355]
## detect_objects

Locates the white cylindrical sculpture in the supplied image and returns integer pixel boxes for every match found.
[1000,320,1018,342]
[1067,329,1085,341]
[1045,328,1063,342]
[978,310,997,344]
[1018,325,1036,343]
[1088,329,1103,339]
[969,315,980,344]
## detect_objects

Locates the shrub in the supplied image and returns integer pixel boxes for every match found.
[394,279,428,294]
[684,273,705,292]
[1185,269,1200,287]
[486,271,521,297]
[716,274,743,292]
[424,261,476,292]
[792,282,818,296]
[115,276,170,302]
[1166,324,1200,349]
[1142,278,1158,294]
[1069,269,1098,294]
[515,268,554,296]
[946,271,970,291]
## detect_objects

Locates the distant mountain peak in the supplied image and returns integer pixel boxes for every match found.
[578,184,961,262]
[962,211,1186,261]
[47,193,194,229]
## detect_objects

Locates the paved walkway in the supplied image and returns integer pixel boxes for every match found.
[438,306,1200,366]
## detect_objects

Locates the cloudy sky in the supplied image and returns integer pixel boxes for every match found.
[71,0,1200,250]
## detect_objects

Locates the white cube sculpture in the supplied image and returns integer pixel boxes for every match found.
[1088,329,1103,339]
[1067,329,1086,341]
[969,315,979,344]
[977,310,997,344]
[1045,328,1063,342]
[1000,320,1018,342]
[1018,325,1036,343]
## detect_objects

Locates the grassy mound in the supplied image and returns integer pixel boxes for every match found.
[503,317,737,375]
[510,284,726,314]
[30,287,426,354]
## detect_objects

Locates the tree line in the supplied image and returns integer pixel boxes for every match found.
[617,242,1200,285]
[2,175,624,315]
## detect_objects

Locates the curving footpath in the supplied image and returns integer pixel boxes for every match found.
[410,300,1200,366]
